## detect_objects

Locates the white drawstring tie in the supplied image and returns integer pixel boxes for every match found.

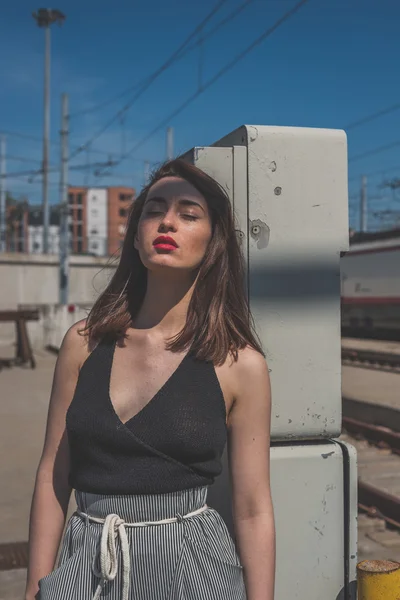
[76,504,208,600]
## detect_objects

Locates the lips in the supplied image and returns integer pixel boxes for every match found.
[152,235,178,250]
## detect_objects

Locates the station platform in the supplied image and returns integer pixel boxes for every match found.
[342,365,400,411]
[342,337,400,355]
[0,348,74,599]
[341,345,400,564]
[342,362,400,436]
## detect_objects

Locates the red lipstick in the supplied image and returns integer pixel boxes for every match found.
[153,235,178,251]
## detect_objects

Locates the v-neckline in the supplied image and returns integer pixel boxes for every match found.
[107,340,191,429]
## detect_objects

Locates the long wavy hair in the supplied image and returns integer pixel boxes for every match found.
[80,158,263,365]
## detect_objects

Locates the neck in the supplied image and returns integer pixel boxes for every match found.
[131,271,196,337]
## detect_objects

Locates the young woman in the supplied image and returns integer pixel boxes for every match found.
[25,159,275,600]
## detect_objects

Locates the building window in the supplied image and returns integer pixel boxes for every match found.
[77,207,82,221]
[77,239,83,253]
[68,193,74,204]
[77,193,83,205]
[77,223,83,238]
[119,193,133,202]
[119,208,127,217]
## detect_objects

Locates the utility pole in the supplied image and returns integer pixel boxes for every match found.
[33,8,66,254]
[0,135,5,252]
[59,93,69,305]
[166,127,174,161]
[144,160,151,185]
[360,175,367,232]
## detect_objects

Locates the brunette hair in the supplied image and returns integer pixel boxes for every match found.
[80,158,264,364]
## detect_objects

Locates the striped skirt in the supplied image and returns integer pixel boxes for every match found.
[37,486,246,599]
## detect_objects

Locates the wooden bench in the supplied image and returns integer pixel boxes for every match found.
[0,309,39,369]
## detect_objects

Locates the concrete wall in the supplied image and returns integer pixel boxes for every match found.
[0,253,117,349]
[0,253,117,308]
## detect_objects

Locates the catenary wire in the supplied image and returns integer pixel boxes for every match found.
[345,102,400,131]
[98,0,310,173]
[68,0,230,159]
[69,0,255,120]
[348,139,400,163]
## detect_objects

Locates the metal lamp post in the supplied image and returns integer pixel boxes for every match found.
[32,8,66,254]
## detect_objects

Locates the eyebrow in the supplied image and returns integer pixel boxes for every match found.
[145,196,205,212]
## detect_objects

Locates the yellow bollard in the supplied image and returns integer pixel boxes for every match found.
[357,560,400,599]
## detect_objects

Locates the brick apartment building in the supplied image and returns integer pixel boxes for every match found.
[3,186,134,256]
[28,204,61,254]
[68,186,135,256]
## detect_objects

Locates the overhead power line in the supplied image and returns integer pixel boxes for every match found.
[0,127,151,181]
[348,164,400,183]
[68,0,230,160]
[345,101,400,131]
[1,159,122,181]
[3,0,307,184]
[98,0,310,174]
[6,154,46,165]
[348,139,400,163]
[0,127,149,163]
[70,0,254,120]
[0,129,54,145]
[70,77,153,120]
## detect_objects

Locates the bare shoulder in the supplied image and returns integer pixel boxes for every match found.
[232,346,268,377]
[216,346,270,415]
[226,346,270,392]
[59,318,91,371]
[227,347,271,425]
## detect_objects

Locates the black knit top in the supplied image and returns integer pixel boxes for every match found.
[66,339,227,495]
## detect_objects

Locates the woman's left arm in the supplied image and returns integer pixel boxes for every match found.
[228,348,275,600]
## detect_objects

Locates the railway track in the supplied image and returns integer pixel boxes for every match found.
[342,416,400,455]
[341,347,400,372]
[341,418,400,532]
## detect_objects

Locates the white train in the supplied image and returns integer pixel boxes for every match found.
[341,229,400,338]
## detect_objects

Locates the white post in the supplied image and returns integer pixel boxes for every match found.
[166,127,174,161]
[360,175,367,232]
[0,135,6,252]
[59,93,69,304]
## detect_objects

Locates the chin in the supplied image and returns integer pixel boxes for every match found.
[146,257,199,275]
[144,256,181,271]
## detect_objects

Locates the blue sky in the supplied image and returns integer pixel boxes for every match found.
[1,0,400,230]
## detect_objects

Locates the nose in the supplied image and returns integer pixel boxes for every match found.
[158,208,177,233]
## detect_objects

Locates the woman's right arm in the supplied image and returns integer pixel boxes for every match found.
[24,322,88,600]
